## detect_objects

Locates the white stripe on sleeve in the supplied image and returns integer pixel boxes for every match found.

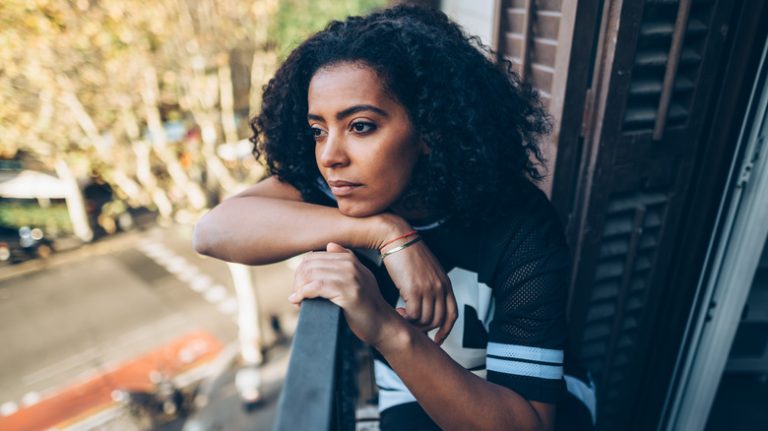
[486,357,564,380]
[486,342,564,364]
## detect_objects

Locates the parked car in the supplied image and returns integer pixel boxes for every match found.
[0,225,53,264]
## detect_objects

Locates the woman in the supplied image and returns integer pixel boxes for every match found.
[194,5,595,430]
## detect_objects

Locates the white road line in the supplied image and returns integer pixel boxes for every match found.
[141,246,171,258]
[21,391,41,406]
[218,298,238,315]
[176,269,200,283]
[152,255,176,267]
[147,245,174,258]
[137,243,162,254]
[139,240,163,249]
[109,314,187,350]
[204,285,227,304]
[139,242,237,322]
[22,347,99,386]
[190,276,213,293]
[23,314,186,387]
[166,263,190,275]
[0,401,19,416]
[2,237,244,427]
[164,256,189,273]
[166,265,184,275]
[139,248,164,257]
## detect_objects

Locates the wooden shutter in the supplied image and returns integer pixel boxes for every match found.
[554,0,739,429]
[496,0,584,195]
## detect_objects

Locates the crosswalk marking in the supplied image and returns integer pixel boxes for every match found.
[0,401,18,417]
[139,242,239,321]
[21,392,40,407]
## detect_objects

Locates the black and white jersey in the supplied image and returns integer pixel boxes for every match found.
[302,178,595,427]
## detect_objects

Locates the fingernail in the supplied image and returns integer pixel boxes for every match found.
[288,293,297,301]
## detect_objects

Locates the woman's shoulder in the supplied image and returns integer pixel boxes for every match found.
[480,181,566,242]
[470,181,569,282]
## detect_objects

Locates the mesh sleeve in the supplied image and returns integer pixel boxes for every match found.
[485,205,570,403]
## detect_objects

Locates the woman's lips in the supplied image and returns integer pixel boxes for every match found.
[328,180,362,197]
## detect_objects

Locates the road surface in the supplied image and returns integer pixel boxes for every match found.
[0,223,297,430]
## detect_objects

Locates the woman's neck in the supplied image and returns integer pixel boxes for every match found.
[391,200,444,227]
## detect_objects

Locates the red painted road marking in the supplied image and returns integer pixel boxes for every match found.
[0,330,223,431]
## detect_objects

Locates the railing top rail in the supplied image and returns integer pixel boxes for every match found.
[273,299,342,431]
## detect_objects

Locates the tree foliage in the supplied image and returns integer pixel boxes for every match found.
[0,0,385,221]
[272,0,386,59]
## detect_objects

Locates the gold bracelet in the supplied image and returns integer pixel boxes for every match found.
[379,236,422,263]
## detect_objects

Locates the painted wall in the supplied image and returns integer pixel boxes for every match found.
[441,0,497,49]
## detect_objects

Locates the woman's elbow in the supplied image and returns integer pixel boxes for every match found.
[192,214,217,257]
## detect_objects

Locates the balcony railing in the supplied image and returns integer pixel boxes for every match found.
[273,298,359,431]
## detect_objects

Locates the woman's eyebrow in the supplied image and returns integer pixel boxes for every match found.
[307,104,389,121]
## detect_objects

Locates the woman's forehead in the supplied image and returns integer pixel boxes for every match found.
[307,63,394,113]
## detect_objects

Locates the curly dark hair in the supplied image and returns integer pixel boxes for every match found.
[250,5,551,224]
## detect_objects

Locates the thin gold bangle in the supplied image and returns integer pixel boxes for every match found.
[379,236,422,263]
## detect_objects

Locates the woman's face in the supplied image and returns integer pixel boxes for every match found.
[308,62,426,217]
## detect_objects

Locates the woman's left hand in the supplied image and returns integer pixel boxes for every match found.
[289,242,399,346]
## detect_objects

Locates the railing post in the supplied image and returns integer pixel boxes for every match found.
[273,298,356,431]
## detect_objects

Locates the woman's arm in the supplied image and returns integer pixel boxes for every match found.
[377,316,554,431]
[193,176,409,265]
[292,244,554,431]
[193,176,457,343]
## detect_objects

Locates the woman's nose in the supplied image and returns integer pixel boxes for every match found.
[317,133,350,168]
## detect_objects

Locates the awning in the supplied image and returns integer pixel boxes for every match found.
[0,170,68,199]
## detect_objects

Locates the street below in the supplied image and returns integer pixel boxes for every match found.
[0,223,297,430]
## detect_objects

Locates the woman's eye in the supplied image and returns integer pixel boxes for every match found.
[350,121,376,134]
[310,126,326,138]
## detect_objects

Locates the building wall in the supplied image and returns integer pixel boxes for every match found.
[441,0,498,49]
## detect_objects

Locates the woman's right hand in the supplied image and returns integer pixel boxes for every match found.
[375,214,458,345]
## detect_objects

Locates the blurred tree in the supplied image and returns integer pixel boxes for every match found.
[271,0,386,59]
[0,0,386,230]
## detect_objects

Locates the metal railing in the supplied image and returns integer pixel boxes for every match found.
[273,299,358,431]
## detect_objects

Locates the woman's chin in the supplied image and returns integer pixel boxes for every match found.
[337,202,383,218]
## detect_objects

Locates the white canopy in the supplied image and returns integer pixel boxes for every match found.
[0,170,68,199]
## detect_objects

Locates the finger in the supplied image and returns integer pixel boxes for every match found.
[327,242,353,254]
[299,253,356,273]
[405,296,422,322]
[295,257,350,286]
[434,290,458,345]
[301,250,314,263]
[395,307,407,318]
[288,291,300,304]
[418,296,434,328]
[289,279,329,303]
[430,296,445,341]
[292,267,306,293]
[288,285,306,304]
